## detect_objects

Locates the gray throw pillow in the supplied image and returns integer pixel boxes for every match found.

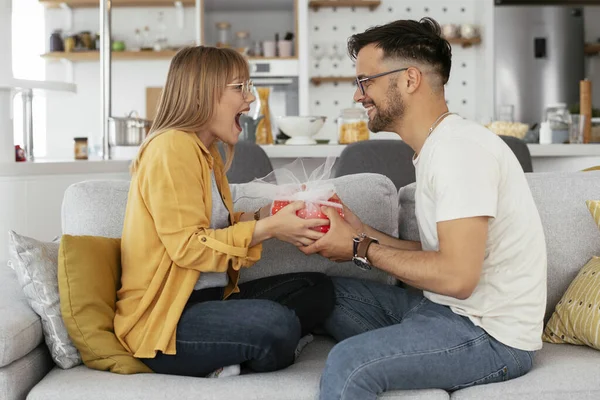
[7,230,81,369]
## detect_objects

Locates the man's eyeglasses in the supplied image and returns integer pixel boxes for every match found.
[355,68,408,96]
[226,80,254,99]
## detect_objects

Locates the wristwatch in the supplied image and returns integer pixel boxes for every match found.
[352,233,379,271]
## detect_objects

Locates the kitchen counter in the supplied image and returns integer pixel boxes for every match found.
[3,143,600,177]
[0,159,131,177]
[526,144,600,157]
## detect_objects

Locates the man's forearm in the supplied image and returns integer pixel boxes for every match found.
[366,243,467,299]
[363,224,421,251]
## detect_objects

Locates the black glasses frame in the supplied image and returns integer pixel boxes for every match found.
[355,68,408,95]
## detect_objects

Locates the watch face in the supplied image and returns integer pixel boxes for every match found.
[353,257,372,271]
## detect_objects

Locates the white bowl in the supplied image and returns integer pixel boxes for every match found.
[276,116,327,145]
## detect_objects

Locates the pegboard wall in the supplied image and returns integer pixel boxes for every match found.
[307,0,488,141]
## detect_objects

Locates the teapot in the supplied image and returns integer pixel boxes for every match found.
[239,114,264,142]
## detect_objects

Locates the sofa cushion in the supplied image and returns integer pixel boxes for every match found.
[587,199,600,228]
[398,171,600,321]
[527,171,600,319]
[0,344,54,400]
[543,256,600,349]
[7,231,81,369]
[0,264,43,368]
[58,235,151,374]
[450,343,600,400]
[28,336,449,400]
[61,174,399,286]
[61,180,130,239]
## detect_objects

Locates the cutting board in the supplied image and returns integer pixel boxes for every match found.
[146,87,163,123]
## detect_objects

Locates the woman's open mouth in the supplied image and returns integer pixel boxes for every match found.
[235,113,242,131]
[235,109,250,132]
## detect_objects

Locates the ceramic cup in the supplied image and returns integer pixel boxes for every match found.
[277,40,293,57]
[263,41,276,57]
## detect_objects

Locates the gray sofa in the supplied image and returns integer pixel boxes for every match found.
[2,171,600,399]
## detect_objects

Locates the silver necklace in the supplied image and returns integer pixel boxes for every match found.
[429,111,454,135]
[413,111,454,161]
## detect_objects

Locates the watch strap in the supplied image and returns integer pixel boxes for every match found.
[357,236,378,260]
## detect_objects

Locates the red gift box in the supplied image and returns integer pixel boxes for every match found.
[271,197,344,233]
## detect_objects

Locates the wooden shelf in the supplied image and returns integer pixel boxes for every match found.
[310,76,355,86]
[41,51,298,62]
[39,0,196,8]
[41,50,179,61]
[309,0,381,11]
[585,44,600,56]
[447,37,482,48]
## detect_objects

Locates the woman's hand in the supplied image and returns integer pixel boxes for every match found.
[261,201,329,247]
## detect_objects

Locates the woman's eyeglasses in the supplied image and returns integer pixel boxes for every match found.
[226,80,254,99]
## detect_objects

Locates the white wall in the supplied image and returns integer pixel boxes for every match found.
[0,169,130,263]
[1,0,14,163]
[0,0,11,80]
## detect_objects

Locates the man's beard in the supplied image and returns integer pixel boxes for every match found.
[368,83,405,133]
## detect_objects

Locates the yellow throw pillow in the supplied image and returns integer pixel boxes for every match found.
[542,255,600,348]
[58,235,152,374]
[586,200,600,228]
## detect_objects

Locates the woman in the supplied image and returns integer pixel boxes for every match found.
[114,46,334,378]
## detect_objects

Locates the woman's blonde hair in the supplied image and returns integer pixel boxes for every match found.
[130,46,251,174]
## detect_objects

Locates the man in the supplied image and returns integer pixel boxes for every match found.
[301,17,547,400]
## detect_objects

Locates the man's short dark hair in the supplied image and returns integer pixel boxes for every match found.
[348,17,452,86]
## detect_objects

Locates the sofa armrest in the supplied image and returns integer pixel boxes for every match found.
[0,344,53,400]
[0,264,44,368]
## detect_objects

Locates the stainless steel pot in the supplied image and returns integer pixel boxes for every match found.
[108,110,151,146]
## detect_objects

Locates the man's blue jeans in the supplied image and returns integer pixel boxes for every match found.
[320,277,535,400]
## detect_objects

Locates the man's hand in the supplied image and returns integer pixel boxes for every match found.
[299,205,357,261]
[331,194,364,234]
[330,195,422,252]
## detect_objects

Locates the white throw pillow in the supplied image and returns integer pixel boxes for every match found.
[7,230,81,369]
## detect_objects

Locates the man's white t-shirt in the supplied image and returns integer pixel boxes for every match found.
[412,114,547,352]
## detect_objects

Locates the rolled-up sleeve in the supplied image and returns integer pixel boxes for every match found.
[138,135,262,272]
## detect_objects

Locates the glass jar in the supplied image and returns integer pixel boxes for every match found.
[496,104,514,122]
[216,22,231,48]
[80,31,93,50]
[545,103,570,143]
[49,29,64,52]
[74,137,88,160]
[64,35,76,52]
[337,107,370,144]
[235,31,250,55]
